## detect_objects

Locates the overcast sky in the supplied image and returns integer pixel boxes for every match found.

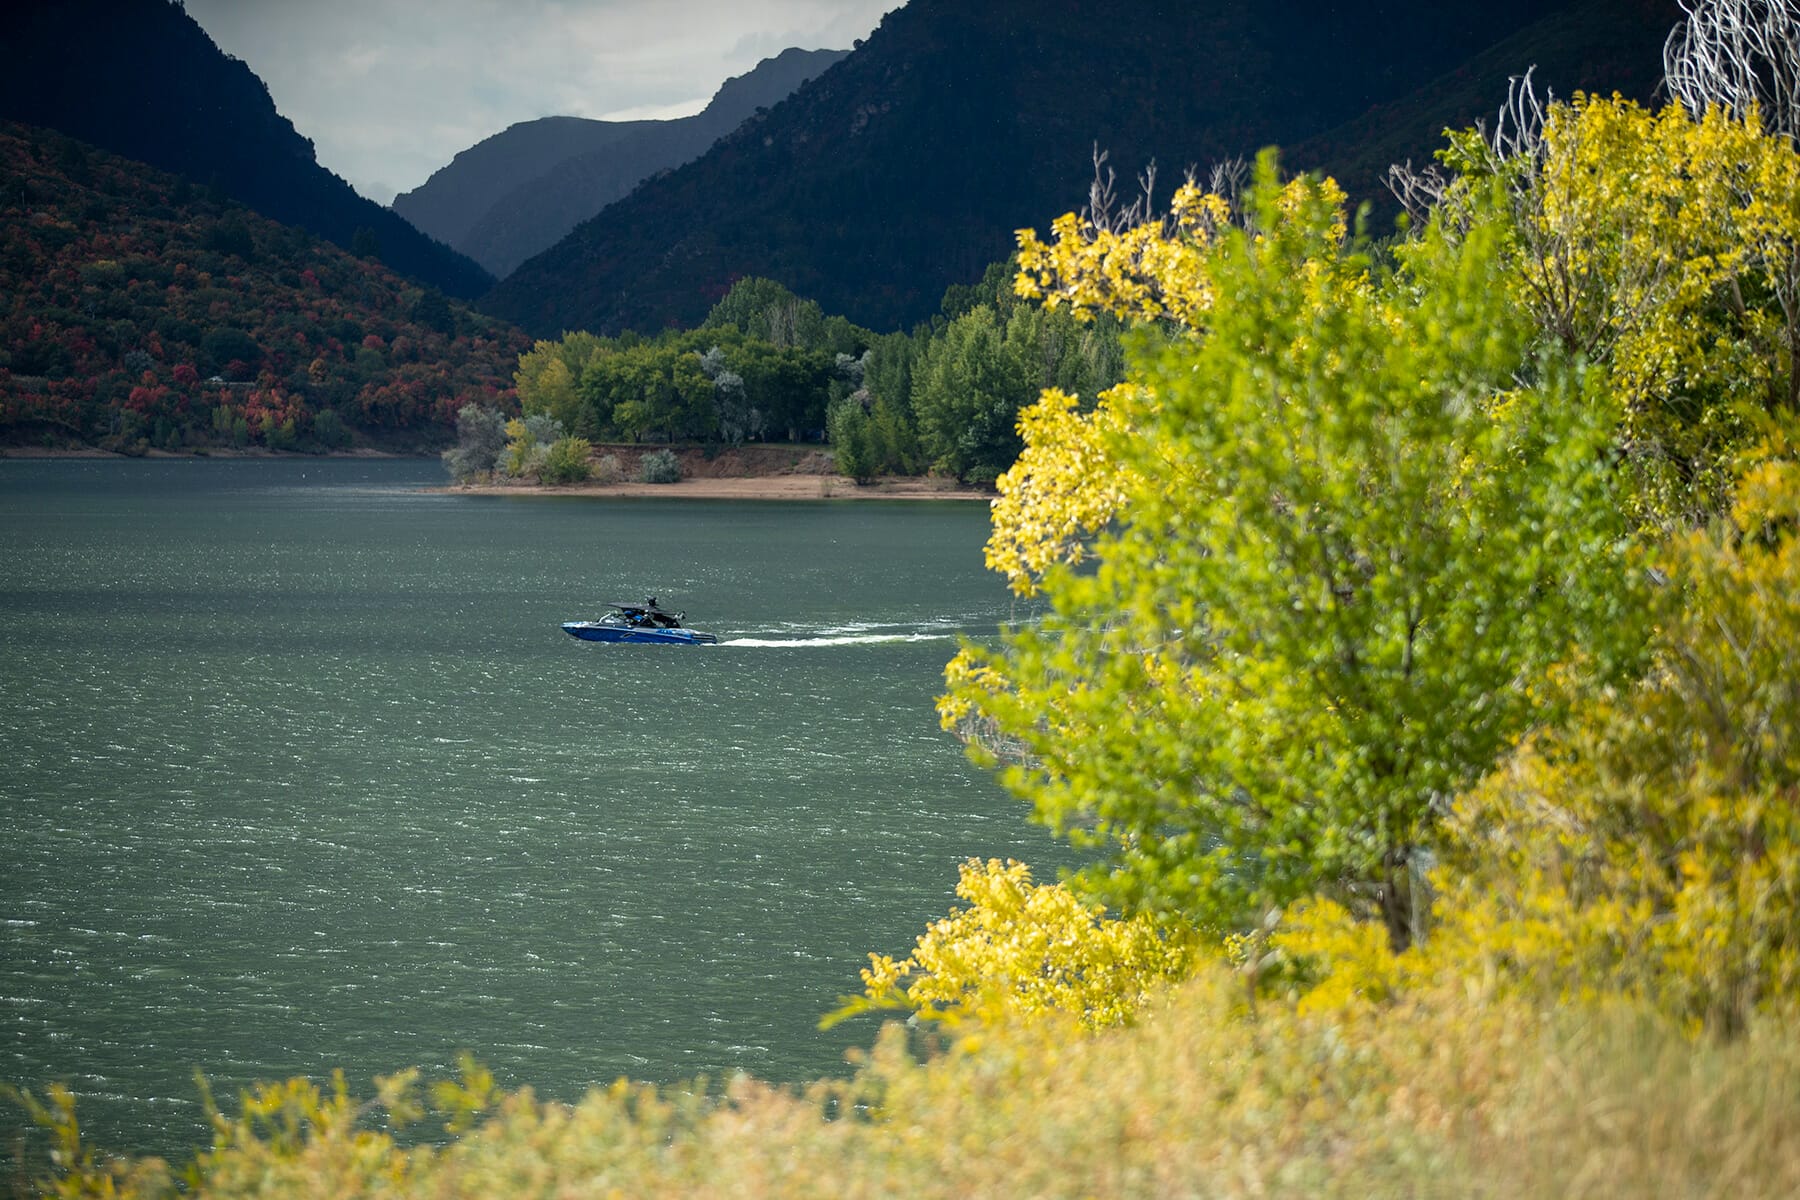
[183,0,900,206]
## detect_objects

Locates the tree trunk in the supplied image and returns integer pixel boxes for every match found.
[1378,850,1414,954]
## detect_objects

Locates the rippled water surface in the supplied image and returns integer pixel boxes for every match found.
[0,458,1062,1159]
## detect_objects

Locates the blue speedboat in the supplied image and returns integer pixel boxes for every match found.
[561,597,719,645]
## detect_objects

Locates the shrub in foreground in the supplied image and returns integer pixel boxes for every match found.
[829,858,1194,1031]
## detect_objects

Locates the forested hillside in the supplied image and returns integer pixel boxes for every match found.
[395,48,847,279]
[0,0,494,299]
[0,124,529,453]
[481,0,1674,337]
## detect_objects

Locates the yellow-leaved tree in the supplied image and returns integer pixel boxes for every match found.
[1274,441,1800,1031]
[943,158,1636,954]
[829,858,1194,1033]
[1433,90,1800,527]
[944,84,1800,975]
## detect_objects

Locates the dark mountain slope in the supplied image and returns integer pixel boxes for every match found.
[1288,0,1679,223]
[397,48,848,279]
[0,0,493,299]
[482,0,1611,337]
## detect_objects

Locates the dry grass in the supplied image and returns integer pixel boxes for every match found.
[35,966,1797,1199]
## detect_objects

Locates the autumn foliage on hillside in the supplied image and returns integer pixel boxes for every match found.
[0,123,530,453]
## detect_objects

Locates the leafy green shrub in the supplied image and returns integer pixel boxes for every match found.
[523,413,563,444]
[828,395,877,483]
[639,448,682,484]
[495,414,569,479]
[538,436,592,484]
[1417,450,1800,1033]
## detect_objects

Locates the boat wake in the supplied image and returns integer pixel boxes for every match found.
[721,632,956,648]
[719,620,963,648]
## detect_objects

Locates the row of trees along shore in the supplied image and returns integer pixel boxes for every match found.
[15,2,1800,1195]
[480,268,1127,487]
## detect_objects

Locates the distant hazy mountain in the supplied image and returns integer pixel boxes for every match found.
[391,117,656,263]
[481,0,1677,338]
[393,47,848,279]
[0,0,493,299]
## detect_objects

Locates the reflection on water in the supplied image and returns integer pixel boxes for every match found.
[0,458,1063,1160]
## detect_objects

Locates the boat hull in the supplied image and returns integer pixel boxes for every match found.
[561,621,718,646]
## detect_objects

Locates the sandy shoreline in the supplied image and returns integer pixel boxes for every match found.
[433,475,991,501]
[1,446,992,501]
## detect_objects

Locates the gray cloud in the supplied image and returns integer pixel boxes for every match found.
[184,0,898,204]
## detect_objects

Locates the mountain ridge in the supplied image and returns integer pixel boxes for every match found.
[392,117,656,256]
[393,47,848,279]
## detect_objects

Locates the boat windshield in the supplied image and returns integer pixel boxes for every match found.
[607,605,682,629]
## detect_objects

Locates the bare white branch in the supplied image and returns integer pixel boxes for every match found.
[1385,159,1449,223]
[1081,145,1243,237]
[1082,146,1162,235]
[1665,0,1800,140]
[1492,67,1551,164]
[1383,68,1551,227]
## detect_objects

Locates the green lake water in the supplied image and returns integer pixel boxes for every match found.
[0,458,1064,1160]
